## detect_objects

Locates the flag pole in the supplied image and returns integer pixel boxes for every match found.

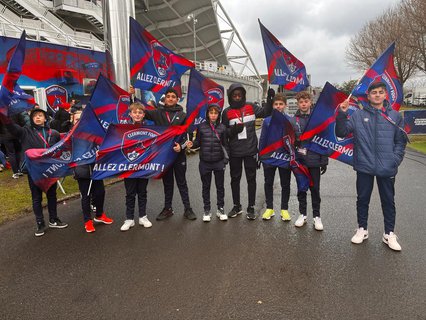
[57,179,66,194]
[87,179,93,196]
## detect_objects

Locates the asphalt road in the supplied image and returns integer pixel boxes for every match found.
[1,149,425,320]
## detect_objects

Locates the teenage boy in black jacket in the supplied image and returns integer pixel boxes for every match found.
[1,106,68,236]
[144,88,196,221]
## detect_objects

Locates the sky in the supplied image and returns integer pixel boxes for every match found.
[220,0,401,87]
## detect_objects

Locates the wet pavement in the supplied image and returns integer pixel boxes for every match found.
[1,149,425,319]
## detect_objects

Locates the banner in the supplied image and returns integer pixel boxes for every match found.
[351,42,402,111]
[45,85,68,113]
[258,19,309,92]
[129,17,194,102]
[301,82,358,165]
[404,109,426,134]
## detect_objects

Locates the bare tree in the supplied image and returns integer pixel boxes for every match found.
[346,6,420,86]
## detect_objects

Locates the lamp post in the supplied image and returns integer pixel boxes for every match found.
[187,13,198,65]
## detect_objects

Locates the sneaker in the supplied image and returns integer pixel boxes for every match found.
[0,165,4,172]
[139,216,152,228]
[382,232,401,251]
[228,205,243,218]
[17,171,24,176]
[203,211,211,222]
[156,208,174,221]
[94,213,113,225]
[184,208,197,220]
[48,218,68,229]
[280,210,291,221]
[313,217,324,231]
[12,173,19,179]
[246,206,256,220]
[35,222,45,237]
[216,208,228,221]
[84,220,95,233]
[120,219,135,231]
[294,215,307,227]
[262,208,275,220]
[351,227,368,244]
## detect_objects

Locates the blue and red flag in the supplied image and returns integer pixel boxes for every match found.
[258,19,309,92]
[351,42,402,111]
[259,109,312,192]
[25,103,106,191]
[300,82,358,165]
[186,69,224,131]
[92,124,186,180]
[45,85,68,113]
[129,17,194,102]
[0,31,36,116]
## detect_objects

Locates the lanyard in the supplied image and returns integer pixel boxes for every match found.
[35,128,51,148]
[209,122,221,141]
[378,110,409,141]
[166,112,177,124]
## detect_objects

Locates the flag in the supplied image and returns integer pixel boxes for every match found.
[259,109,312,192]
[258,19,309,92]
[351,42,402,111]
[186,69,224,131]
[0,31,36,116]
[92,124,185,180]
[129,17,194,102]
[25,104,106,191]
[300,82,358,165]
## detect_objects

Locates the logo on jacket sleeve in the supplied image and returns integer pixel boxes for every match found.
[121,128,160,162]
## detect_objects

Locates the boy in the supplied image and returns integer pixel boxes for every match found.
[144,88,196,221]
[259,93,292,222]
[336,82,407,251]
[120,102,153,231]
[0,106,68,236]
[221,83,272,220]
[291,91,328,231]
[191,103,229,222]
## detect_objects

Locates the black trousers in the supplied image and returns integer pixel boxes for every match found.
[229,155,257,208]
[124,178,149,219]
[162,152,190,209]
[297,167,321,217]
[77,178,105,222]
[356,171,396,234]
[199,160,225,211]
[263,164,291,210]
[28,175,57,223]
[3,139,20,174]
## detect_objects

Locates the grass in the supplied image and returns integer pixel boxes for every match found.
[0,170,120,225]
[408,134,426,154]
[400,105,426,111]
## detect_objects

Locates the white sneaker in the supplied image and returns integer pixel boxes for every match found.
[294,215,307,227]
[203,212,211,222]
[216,208,228,221]
[139,216,152,228]
[120,219,135,231]
[12,173,19,179]
[351,227,368,244]
[313,217,324,231]
[383,232,401,251]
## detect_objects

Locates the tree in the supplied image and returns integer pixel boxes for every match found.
[345,6,420,86]
[337,80,358,95]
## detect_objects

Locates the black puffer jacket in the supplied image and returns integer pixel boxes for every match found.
[221,83,272,157]
[290,110,328,168]
[192,119,229,163]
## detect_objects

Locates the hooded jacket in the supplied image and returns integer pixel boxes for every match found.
[221,83,272,157]
[335,101,406,177]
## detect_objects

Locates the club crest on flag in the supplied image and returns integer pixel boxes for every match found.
[151,42,171,77]
[206,88,224,105]
[45,85,68,111]
[121,128,159,162]
[116,95,131,123]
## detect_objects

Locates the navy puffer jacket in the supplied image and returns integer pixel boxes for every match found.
[335,102,407,177]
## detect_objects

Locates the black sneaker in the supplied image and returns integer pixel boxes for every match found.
[246,206,256,220]
[35,222,45,237]
[156,208,174,221]
[228,205,243,218]
[184,208,197,220]
[48,218,68,229]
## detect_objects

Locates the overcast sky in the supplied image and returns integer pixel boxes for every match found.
[220,0,401,87]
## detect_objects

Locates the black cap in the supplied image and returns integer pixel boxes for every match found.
[29,106,47,118]
[367,81,387,93]
[207,103,221,112]
[165,87,179,98]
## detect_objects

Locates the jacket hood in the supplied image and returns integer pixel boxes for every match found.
[163,104,183,112]
[294,109,311,117]
[205,104,222,124]
[364,99,391,113]
[227,83,246,109]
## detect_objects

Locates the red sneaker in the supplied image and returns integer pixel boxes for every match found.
[93,213,113,225]
[85,220,95,233]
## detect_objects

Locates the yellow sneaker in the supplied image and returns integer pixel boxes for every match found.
[262,209,275,220]
[280,210,291,221]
